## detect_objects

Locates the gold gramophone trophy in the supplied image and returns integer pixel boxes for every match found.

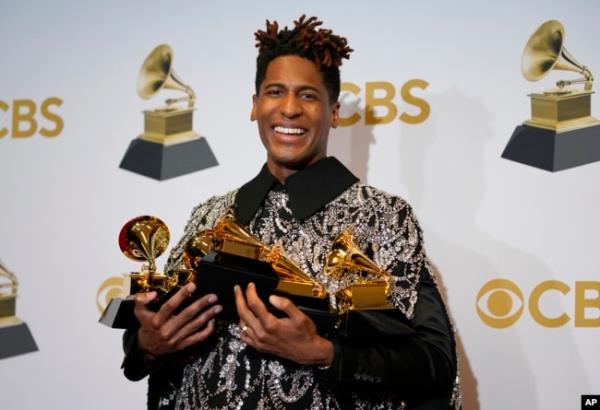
[99,216,194,328]
[0,261,38,359]
[325,229,394,314]
[502,20,600,171]
[191,209,327,298]
[119,44,218,180]
[183,210,333,327]
[185,211,402,336]
[323,229,413,338]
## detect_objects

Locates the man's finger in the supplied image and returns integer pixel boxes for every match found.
[158,292,219,341]
[171,293,219,326]
[176,319,216,350]
[268,294,303,320]
[172,303,222,344]
[154,283,196,326]
[239,326,258,349]
[234,284,262,333]
[241,283,279,344]
[133,291,158,322]
[245,283,271,317]
[135,291,158,306]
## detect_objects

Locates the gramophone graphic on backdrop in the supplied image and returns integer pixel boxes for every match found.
[0,261,38,359]
[119,44,218,180]
[502,20,600,172]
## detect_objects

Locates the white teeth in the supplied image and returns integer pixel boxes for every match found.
[274,126,305,135]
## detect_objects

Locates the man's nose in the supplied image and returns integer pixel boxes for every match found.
[279,94,302,117]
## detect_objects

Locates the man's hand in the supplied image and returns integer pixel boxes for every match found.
[234,283,333,366]
[134,283,222,358]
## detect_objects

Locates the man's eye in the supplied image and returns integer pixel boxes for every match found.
[266,89,282,96]
[300,93,317,100]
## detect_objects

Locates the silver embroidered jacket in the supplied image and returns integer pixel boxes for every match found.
[125,158,461,410]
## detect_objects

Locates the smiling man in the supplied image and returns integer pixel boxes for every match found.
[122,16,461,410]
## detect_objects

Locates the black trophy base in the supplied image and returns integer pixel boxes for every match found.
[0,321,38,359]
[194,252,337,334]
[99,296,137,328]
[119,137,218,180]
[502,124,600,172]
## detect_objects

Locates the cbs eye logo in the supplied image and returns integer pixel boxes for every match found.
[96,276,126,314]
[476,279,525,328]
[477,279,600,328]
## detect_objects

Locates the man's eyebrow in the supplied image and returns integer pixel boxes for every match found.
[262,82,323,93]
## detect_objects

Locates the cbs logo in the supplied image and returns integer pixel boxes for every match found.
[339,80,430,126]
[96,276,126,314]
[476,279,600,328]
[0,98,64,138]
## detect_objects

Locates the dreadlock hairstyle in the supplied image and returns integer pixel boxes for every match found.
[254,15,353,103]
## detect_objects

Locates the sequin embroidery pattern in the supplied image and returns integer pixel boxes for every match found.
[156,183,460,410]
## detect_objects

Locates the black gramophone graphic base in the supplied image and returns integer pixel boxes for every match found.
[0,321,38,359]
[120,137,218,180]
[502,124,600,172]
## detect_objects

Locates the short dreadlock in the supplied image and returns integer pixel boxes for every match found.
[254,15,353,103]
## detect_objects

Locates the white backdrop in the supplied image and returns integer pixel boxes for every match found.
[1,1,599,409]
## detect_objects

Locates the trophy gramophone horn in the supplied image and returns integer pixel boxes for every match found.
[0,261,18,296]
[325,229,393,312]
[325,229,390,281]
[522,20,593,91]
[118,216,170,274]
[183,229,215,269]
[0,260,18,318]
[137,44,196,107]
[212,209,269,260]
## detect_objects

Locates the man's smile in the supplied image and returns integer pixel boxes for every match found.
[273,125,307,136]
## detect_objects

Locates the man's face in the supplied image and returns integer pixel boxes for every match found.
[251,55,339,179]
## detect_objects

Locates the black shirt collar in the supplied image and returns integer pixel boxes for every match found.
[235,157,359,224]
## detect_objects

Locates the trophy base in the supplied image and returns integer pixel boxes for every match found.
[99,295,137,328]
[194,252,333,325]
[528,90,594,130]
[143,108,194,137]
[502,123,600,172]
[0,295,16,317]
[0,320,38,359]
[119,136,218,180]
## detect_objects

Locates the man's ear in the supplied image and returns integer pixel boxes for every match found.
[250,95,258,121]
[330,101,340,128]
